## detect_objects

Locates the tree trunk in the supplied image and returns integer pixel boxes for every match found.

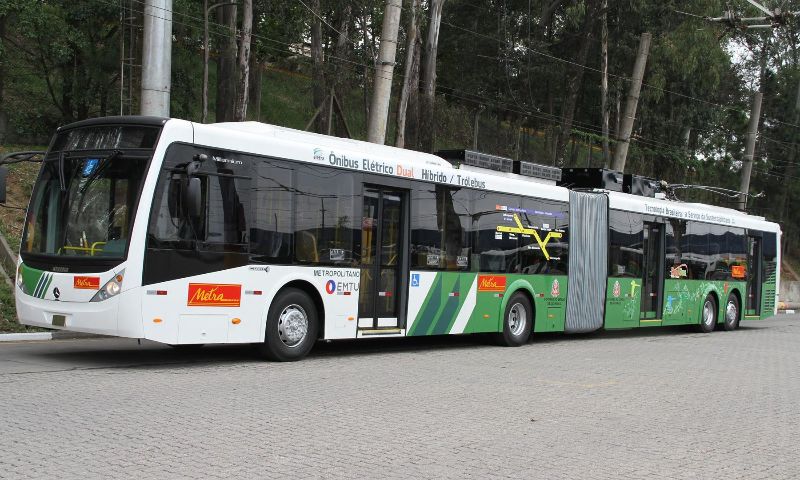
[233,0,253,121]
[311,0,327,134]
[419,0,445,153]
[215,4,238,122]
[600,0,610,167]
[332,5,352,137]
[0,14,7,144]
[395,0,421,148]
[553,0,598,165]
[248,56,262,121]
[611,32,652,173]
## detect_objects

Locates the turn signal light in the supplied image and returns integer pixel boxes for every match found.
[153,318,163,323]
[231,318,241,325]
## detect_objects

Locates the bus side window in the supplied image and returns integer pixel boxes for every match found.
[293,164,356,265]
[250,159,293,263]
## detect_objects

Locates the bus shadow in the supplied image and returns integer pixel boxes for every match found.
[25,321,775,370]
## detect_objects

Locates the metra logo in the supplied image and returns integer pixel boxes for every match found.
[187,283,242,307]
[73,276,100,290]
[478,275,506,292]
[325,280,336,294]
[313,148,325,162]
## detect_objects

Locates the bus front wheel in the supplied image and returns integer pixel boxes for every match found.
[495,292,532,347]
[258,288,319,361]
[696,294,717,333]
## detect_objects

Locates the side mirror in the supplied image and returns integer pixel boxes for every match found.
[0,165,7,203]
[186,177,203,218]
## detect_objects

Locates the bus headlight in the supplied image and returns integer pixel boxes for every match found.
[90,271,125,302]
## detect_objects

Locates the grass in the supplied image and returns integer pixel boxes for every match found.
[0,145,45,332]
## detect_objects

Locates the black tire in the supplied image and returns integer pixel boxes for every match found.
[696,294,717,333]
[723,293,740,331]
[494,292,533,347]
[257,288,319,361]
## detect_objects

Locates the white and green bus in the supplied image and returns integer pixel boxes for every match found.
[6,116,781,361]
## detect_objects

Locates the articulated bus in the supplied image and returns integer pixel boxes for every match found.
[6,116,781,361]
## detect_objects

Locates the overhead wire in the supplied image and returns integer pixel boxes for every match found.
[93,0,792,166]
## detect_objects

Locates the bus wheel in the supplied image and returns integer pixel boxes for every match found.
[696,294,717,333]
[724,294,740,331]
[258,288,318,361]
[495,292,532,347]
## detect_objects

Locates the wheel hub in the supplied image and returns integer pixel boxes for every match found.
[726,301,738,323]
[508,303,527,336]
[278,304,308,347]
[703,301,714,326]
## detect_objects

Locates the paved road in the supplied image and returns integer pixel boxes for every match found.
[1,316,798,479]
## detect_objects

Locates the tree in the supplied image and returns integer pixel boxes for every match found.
[418,0,445,153]
[395,0,421,148]
[233,0,253,121]
[216,3,238,122]
[367,0,402,144]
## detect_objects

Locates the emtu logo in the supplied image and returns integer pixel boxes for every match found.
[325,280,336,294]
[313,148,325,162]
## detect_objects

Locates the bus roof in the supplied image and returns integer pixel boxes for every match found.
[177,119,779,233]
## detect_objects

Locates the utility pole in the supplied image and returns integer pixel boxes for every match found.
[611,32,651,172]
[367,0,403,144]
[738,91,763,211]
[141,0,173,117]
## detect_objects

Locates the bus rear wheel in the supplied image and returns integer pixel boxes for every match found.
[696,294,717,333]
[495,292,532,347]
[723,294,740,331]
[258,288,318,361]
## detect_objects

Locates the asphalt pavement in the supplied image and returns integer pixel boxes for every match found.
[1,316,798,479]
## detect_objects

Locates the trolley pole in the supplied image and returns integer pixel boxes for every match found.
[141,0,173,117]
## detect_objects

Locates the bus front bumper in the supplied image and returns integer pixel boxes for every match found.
[16,289,141,338]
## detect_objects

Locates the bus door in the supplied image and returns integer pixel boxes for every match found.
[358,187,405,331]
[640,222,665,322]
[746,235,762,315]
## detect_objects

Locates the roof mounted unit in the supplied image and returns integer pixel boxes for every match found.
[558,168,624,192]
[437,149,514,173]
[623,174,658,198]
[558,167,659,197]
[436,149,561,182]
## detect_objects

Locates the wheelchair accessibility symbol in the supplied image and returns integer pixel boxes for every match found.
[411,274,420,287]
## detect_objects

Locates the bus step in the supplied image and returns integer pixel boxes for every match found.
[359,328,403,336]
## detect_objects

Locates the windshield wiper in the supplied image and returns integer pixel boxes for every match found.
[79,149,122,194]
[58,151,68,192]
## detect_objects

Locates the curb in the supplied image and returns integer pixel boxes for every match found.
[0,331,107,342]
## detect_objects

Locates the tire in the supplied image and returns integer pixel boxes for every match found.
[494,292,533,347]
[723,293,740,331]
[257,288,319,362]
[696,294,717,333]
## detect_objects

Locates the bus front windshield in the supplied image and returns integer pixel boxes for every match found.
[21,154,148,260]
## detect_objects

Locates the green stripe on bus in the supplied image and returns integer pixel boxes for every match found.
[408,274,442,336]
